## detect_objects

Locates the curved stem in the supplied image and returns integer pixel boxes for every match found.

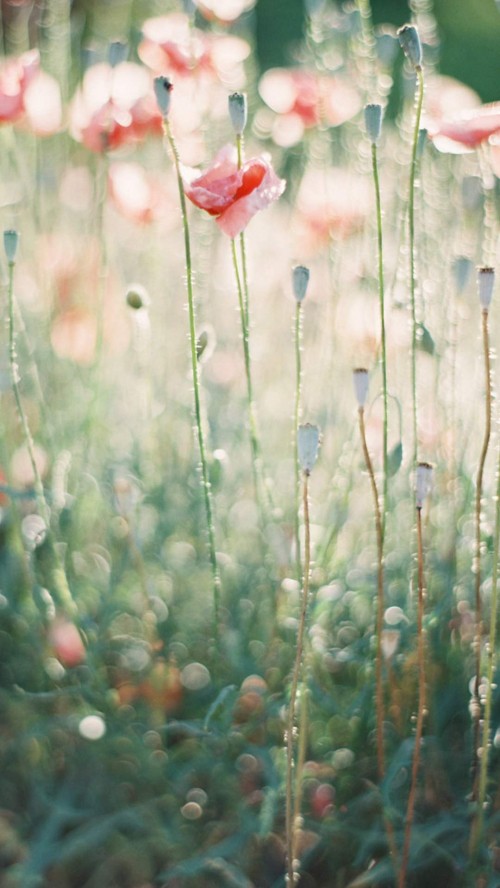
[286,471,311,886]
[371,142,388,542]
[409,66,425,468]
[163,120,221,635]
[398,505,427,888]
[359,407,385,780]
[471,308,492,798]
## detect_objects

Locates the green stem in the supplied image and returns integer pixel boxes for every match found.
[409,66,424,468]
[231,239,265,525]
[398,505,427,888]
[163,120,221,634]
[471,308,492,799]
[294,302,303,582]
[286,471,311,886]
[371,140,388,541]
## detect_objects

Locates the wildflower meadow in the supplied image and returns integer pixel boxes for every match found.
[0,0,500,886]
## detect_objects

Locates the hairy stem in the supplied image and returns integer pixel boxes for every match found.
[294,302,303,581]
[371,141,388,542]
[409,66,425,468]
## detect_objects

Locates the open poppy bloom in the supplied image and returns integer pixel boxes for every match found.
[427,100,500,154]
[182,144,285,237]
[0,48,62,134]
[0,48,39,123]
[69,62,162,152]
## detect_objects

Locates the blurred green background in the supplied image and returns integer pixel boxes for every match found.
[256,0,500,102]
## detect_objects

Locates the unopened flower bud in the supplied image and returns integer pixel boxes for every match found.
[417,127,428,158]
[452,256,473,294]
[292,265,310,302]
[353,368,369,408]
[416,461,433,508]
[364,103,382,144]
[109,41,128,67]
[228,92,247,136]
[397,24,422,69]
[182,0,196,14]
[478,266,495,310]
[297,423,320,475]
[126,284,150,310]
[154,76,173,119]
[3,229,19,263]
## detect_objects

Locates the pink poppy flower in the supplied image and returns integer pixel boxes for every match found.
[196,0,256,24]
[69,62,162,152]
[139,13,249,86]
[108,161,175,225]
[182,144,286,238]
[428,100,500,154]
[258,68,360,146]
[48,617,86,668]
[0,48,39,123]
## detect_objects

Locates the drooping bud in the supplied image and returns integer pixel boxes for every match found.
[297,423,320,475]
[416,461,433,509]
[228,92,247,136]
[364,103,382,145]
[353,368,369,408]
[3,229,19,263]
[478,266,495,310]
[397,24,422,69]
[154,76,173,119]
[292,265,310,302]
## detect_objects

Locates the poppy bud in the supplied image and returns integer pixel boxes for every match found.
[353,368,369,409]
[292,265,310,302]
[154,76,173,119]
[397,24,422,69]
[364,104,382,145]
[297,423,320,475]
[477,266,495,310]
[4,229,19,263]
[416,462,433,509]
[228,92,247,136]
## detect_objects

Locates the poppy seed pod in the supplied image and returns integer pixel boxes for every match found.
[364,103,382,144]
[292,265,310,302]
[416,462,433,508]
[397,24,422,69]
[477,266,495,310]
[297,423,320,475]
[154,75,173,119]
[228,92,247,136]
[353,368,369,408]
[3,229,19,263]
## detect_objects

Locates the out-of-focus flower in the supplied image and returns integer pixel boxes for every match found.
[196,0,255,24]
[258,68,360,147]
[294,167,370,252]
[0,48,62,135]
[108,161,174,225]
[50,307,98,365]
[427,99,500,154]
[182,144,285,237]
[139,13,249,86]
[48,617,86,668]
[11,443,48,488]
[69,62,162,152]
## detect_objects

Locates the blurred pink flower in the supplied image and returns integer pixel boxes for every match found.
[182,144,285,237]
[427,99,500,154]
[259,68,360,146]
[48,617,86,668]
[69,62,162,152]
[196,0,255,24]
[108,161,177,225]
[139,13,249,86]
[294,167,370,253]
[0,48,62,135]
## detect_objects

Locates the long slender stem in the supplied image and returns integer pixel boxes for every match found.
[409,66,424,468]
[358,407,385,780]
[399,505,427,888]
[163,120,221,634]
[471,308,492,797]
[294,302,303,581]
[371,142,388,541]
[286,471,311,886]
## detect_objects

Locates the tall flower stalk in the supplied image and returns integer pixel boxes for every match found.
[398,24,424,467]
[285,423,320,886]
[155,77,221,634]
[471,267,495,799]
[399,462,432,888]
[354,369,385,780]
[292,265,310,581]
